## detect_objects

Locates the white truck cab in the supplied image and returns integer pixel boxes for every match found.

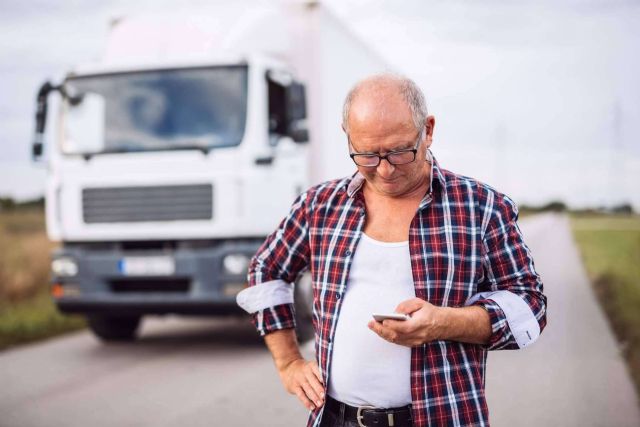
[33,2,388,341]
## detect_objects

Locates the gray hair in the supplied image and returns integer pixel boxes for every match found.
[342,73,429,136]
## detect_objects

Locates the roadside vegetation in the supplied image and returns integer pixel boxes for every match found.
[570,212,640,397]
[0,204,85,351]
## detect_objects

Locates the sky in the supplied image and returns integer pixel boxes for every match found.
[1,0,639,209]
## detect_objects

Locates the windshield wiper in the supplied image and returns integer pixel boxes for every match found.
[80,142,214,160]
[163,144,212,155]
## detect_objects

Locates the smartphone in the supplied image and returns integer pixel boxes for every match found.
[372,313,410,322]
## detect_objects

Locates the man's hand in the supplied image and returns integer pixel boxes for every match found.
[264,329,325,411]
[367,297,492,347]
[368,298,445,347]
[277,358,325,411]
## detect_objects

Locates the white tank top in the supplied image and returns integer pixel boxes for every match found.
[327,233,415,408]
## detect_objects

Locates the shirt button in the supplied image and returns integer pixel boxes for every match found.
[336,293,341,299]
[345,250,351,256]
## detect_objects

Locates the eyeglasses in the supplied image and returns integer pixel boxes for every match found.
[349,131,423,167]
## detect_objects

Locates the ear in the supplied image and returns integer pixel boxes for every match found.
[424,116,435,148]
[426,116,435,138]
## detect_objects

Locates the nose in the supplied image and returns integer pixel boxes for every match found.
[376,158,395,178]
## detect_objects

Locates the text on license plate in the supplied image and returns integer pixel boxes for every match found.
[118,256,176,276]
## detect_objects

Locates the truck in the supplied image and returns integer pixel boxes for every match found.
[32,1,389,342]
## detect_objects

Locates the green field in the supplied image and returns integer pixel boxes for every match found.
[571,214,640,396]
[0,209,85,351]
[0,290,86,350]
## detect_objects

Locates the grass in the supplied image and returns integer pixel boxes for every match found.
[570,213,640,397]
[0,209,86,351]
[0,289,86,350]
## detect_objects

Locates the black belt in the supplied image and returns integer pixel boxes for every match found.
[324,395,413,427]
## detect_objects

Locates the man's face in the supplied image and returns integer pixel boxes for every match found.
[346,90,434,198]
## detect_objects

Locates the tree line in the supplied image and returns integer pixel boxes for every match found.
[0,196,45,212]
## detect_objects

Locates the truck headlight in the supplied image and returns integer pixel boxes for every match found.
[223,254,250,275]
[52,258,78,277]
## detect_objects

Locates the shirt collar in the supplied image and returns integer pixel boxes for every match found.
[346,149,445,199]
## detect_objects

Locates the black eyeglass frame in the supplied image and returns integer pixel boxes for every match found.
[348,130,425,167]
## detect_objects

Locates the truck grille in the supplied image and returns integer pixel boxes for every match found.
[83,184,213,223]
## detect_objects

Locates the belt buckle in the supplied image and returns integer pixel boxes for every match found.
[356,405,376,427]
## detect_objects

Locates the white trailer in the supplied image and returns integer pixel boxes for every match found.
[33,1,389,341]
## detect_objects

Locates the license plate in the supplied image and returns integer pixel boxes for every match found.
[118,256,176,276]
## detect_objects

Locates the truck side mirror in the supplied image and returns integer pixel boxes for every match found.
[288,120,309,144]
[32,81,57,162]
[286,83,309,143]
[32,141,43,160]
[286,83,306,121]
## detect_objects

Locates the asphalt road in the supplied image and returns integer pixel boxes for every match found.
[1,214,639,426]
[485,214,640,426]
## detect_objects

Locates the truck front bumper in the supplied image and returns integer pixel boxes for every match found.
[51,239,262,316]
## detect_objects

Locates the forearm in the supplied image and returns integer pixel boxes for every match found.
[264,329,325,411]
[439,306,492,345]
[264,328,304,371]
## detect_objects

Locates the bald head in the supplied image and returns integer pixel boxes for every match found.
[342,74,428,136]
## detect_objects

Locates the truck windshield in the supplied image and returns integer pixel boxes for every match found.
[62,66,248,155]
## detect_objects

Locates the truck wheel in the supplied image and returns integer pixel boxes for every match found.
[87,315,142,342]
[294,273,315,343]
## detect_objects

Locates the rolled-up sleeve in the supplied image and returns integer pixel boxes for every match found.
[466,193,547,350]
[236,191,311,336]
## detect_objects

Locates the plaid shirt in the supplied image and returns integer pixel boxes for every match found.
[239,154,547,427]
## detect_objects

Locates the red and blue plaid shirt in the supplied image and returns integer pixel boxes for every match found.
[239,154,547,427]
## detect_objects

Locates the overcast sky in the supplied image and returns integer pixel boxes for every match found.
[1,0,639,209]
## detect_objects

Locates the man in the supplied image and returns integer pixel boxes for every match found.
[237,74,547,427]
